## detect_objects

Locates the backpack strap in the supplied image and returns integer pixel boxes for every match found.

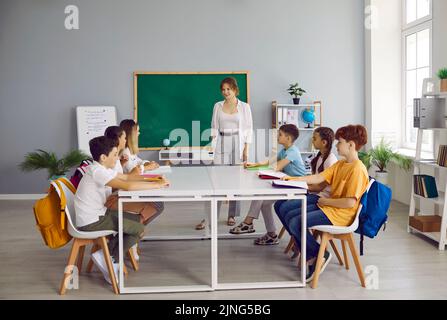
[57,178,77,194]
[52,180,67,230]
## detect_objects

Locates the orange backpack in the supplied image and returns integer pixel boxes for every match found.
[33,178,76,249]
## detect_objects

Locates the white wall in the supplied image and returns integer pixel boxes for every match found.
[0,0,365,194]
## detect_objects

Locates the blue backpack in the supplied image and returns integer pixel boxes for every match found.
[355,179,392,255]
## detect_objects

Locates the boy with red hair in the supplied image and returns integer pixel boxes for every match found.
[283,125,369,282]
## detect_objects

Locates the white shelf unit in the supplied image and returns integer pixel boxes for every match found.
[408,128,447,250]
[271,100,322,130]
[271,101,322,175]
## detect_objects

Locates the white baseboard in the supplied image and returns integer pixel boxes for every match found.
[0,194,45,200]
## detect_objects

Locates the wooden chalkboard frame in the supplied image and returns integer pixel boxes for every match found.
[133,71,250,150]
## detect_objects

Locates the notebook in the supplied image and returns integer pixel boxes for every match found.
[271,180,308,190]
[257,170,288,180]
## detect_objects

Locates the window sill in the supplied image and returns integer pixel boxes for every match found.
[397,148,434,160]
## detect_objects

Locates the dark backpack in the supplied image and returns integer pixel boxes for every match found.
[69,159,93,189]
[355,179,392,255]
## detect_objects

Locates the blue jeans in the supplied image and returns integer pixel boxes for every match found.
[274,194,320,235]
[287,208,332,260]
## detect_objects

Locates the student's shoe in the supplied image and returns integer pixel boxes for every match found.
[92,250,119,285]
[195,219,206,230]
[131,244,140,261]
[254,233,280,245]
[229,222,255,234]
[306,251,332,283]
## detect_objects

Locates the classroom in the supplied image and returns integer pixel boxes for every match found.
[1,0,447,303]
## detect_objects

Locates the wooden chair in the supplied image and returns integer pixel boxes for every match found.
[282,228,345,268]
[309,179,375,289]
[54,178,137,295]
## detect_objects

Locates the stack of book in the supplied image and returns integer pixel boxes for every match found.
[413,175,438,198]
[437,145,447,167]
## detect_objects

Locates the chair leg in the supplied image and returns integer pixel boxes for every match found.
[284,237,295,254]
[127,249,139,271]
[329,240,344,266]
[310,232,330,289]
[87,244,100,273]
[76,245,86,274]
[347,233,366,288]
[341,240,350,270]
[59,239,80,295]
[136,242,142,256]
[99,237,119,294]
[123,263,129,276]
[278,226,286,240]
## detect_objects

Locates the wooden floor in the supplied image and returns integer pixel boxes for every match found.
[1,200,446,300]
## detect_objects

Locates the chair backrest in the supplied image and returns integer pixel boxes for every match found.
[51,177,78,237]
[348,179,376,231]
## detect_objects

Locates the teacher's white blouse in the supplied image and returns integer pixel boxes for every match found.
[211,100,253,160]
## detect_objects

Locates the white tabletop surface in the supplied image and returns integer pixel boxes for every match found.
[119,166,307,197]
[207,166,307,196]
[119,166,213,197]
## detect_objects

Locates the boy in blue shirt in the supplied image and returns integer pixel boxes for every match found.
[230,124,306,245]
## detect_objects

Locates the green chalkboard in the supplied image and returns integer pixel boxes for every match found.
[134,72,249,150]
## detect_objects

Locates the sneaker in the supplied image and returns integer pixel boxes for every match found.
[254,233,279,245]
[92,250,119,285]
[229,222,255,234]
[306,251,332,283]
[131,244,140,261]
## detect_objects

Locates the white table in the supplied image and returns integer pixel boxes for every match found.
[117,166,307,294]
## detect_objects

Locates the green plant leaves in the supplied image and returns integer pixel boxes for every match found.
[359,139,412,173]
[437,68,447,80]
[19,149,90,179]
[287,83,306,98]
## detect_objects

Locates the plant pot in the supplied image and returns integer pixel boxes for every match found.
[441,79,447,92]
[293,98,301,105]
[375,171,389,186]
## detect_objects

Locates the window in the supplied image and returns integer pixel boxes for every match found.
[405,0,432,26]
[402,0,432,151]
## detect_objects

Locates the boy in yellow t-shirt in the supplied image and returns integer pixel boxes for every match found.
[283,125,369,282]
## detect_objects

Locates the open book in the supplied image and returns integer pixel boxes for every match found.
[271,180,308,190]
[144,165,172,175]
[256,170,288,180]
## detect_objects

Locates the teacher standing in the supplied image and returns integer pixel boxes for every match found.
[195,77,253,230]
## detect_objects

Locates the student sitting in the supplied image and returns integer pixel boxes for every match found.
[281,125,369,282]
[119,119,159,174]
[274,127,337,249]
[230,124,306,245]
[104,125,164,226]
[74,136,169,284]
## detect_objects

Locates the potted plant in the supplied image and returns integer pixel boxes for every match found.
[19,149,90,181]
[287,83,306,105]
[359,139,412,186]
[438,68,447,92]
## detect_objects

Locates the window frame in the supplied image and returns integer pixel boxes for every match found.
[401,0,433,152]
[402,0,432,29]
